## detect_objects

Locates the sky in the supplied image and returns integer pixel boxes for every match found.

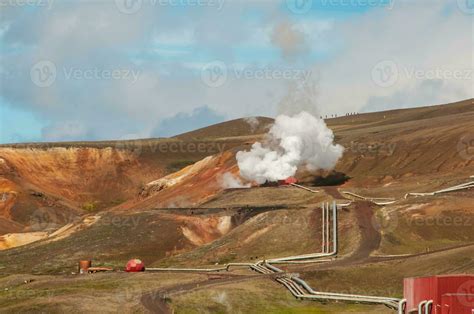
[0,0,472,143]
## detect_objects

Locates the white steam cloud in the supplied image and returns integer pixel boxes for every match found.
[236,112,344,184]
[243,117,260,132]
[220,172,251,189]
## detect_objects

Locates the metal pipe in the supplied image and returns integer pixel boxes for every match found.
[418,300,427,314]
[146,262,253,273]
[268,258,334,264]
[290,183,320,193]
[298,293,399,308]
[332,200,337,254]
[291,277,400,302]
[146,267,227,272]
[398,299,406,314]
[425,300,433,314]
[322,202,325,253]
[263,262,284,273]
[327,202,330,253]
[325,202,329,253]
[267,202,338,263]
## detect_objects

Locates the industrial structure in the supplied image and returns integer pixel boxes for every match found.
[404,275,474,313]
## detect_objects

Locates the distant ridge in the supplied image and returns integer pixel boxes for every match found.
[174,116,274,140]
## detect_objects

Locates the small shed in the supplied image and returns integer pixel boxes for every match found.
[278,177,298,185]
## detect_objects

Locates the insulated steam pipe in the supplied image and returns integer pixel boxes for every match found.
[425,300,433,314]
[146,262,253,272]
[398,299,406,314]
[326,202,330,253]
[291,277,400,303]
[418,300,427,314]
[322,202,325,253]
[267,201,338,263]
[332,200,337,254]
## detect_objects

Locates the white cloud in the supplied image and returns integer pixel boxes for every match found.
[315,1,472,115]
[0,0,471,143]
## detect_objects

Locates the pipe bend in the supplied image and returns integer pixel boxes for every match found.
[418,300,428,314]
[424,300,433,314]
[398,299,407,314]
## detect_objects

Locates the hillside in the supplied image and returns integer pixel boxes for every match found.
[0,98,473,312]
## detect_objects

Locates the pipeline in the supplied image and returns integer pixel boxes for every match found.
[292,280,399,309]
[341,191,396,206]
[289,183,320,193]
[422,300,433,314]
[266,201,337,263]
[146,262,253,272]
[404,179,474,199]
[339,176,474,207]
[398,299,407,314]
[418,300,428,314]
[142,201,403,312]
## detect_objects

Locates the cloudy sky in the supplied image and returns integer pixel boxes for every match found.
[0,0,472,143]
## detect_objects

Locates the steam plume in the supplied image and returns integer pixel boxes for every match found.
[243,117,260,132]
[220,172,250,189]
[236,112,343,184]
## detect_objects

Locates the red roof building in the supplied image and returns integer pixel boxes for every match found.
[278,177,298,185]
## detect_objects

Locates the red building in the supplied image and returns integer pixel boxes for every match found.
[404,274,474,313]
[278,177,298,185]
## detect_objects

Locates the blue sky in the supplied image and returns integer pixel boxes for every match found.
[0,0,471,143]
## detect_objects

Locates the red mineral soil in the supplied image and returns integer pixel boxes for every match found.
[119,150,244,211]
